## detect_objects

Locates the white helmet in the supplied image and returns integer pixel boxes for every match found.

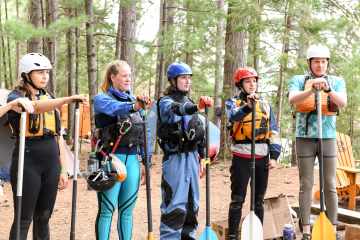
[19,53,52,74]
[306,44,330,60]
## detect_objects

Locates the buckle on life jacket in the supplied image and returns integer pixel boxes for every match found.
[119,119,132,135]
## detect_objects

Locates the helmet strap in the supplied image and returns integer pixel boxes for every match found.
[22,72,43,92]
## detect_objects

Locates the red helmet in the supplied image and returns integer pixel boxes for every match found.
[233,67,258,84]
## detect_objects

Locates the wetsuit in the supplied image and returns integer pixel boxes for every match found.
[7,89,61,240]
[93,87,145,240]
[157,91,205,240]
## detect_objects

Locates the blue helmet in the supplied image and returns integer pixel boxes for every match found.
[167,62,192,80]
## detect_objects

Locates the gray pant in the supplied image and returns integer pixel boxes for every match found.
[296,138,338,225]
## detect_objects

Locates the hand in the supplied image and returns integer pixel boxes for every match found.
[134,96,152,111]
[11,98,34,113]
[69,94,88,105]
[199,159,206,178]
[209,144,219,162]
[311,78,329,91]
[198,96,213,110]
[58,172,69,190]
[246,93,259,108]
[140,164,146,185]
[268,159,277,170]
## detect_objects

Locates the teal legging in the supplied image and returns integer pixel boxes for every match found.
[95,153,140,240]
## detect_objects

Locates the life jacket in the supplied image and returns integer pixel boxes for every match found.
[230,98,271,143]
[94,91,144,152]
[293,75,339,135]
[157,93,205,154]
[294,75,338,115]
[25,93,60,137]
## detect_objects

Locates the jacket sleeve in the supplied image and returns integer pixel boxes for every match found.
[158,97,183,124]
[269,106,281,160]
[225,98,252,122]
[93,93,134,117]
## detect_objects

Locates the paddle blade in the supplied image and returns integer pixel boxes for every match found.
[198,226,219,240]
[311,212,335,240]
[147,232,156,240]
[241,212,263,240]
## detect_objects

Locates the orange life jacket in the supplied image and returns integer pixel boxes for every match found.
[294,76,338,115]
[231,99,271,142]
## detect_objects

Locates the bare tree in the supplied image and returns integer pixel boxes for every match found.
[155,0,167,99]
[214,0,225,128]
[276,0,293,129]
[66,7,76,141]
[115,1,137,84]
[0,0,9,89]
[220,2,247,161]
[85,0,98,131]
[155,0,176,99]
[4,0,13,88]
[28,0,42,52]
[44,0,58,94]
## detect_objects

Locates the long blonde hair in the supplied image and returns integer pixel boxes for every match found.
[100,60,130,92]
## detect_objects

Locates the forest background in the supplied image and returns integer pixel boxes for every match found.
[0,0,359,164]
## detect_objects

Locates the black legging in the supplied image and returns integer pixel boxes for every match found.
[228,155,269,239]
[9,136,60,240]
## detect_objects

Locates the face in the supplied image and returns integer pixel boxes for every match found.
[111,64,132,91]
[176,75,192,92]
[241,77,257,94]
[29,69,50,89]
[310,57,328,77]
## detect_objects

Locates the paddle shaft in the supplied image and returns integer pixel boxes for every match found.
[250,100,256,211]
[205,106,211,227]
[15,111,27,240]
[316,91,325,212]
[70,102,80,240]
[143,119,154,235]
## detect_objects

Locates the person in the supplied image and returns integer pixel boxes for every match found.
[225,67,281,240]
[288,44,347,240]
[92,60,151,240]
[157,62,213,239]
[7,52,87,240]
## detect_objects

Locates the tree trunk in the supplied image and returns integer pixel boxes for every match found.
[85,0,98,132]
[155,0,167,99]
[114,2,122,60]
[119,1,137,85]
[45,0,58,95]
[15,0,20,81]
[66,8,76,141]
[4,0,13,88]
[28,0,42,52]
[184,0,193,67]
[276,1,292,130]
[220,3,247,161]
[214,0,225,128]
[0,1,9,89]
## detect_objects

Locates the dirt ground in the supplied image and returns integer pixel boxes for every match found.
[0,153,338,240]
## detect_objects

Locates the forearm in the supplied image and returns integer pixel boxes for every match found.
[0,103,13,118]
[288,89,313,105]
[229,104,251,122]
[171,102,198,116]
[33,97,72,113]
[328,91,347,108]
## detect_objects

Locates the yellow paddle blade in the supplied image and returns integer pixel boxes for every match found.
[147,232,155,240]
[311,212,335,240]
